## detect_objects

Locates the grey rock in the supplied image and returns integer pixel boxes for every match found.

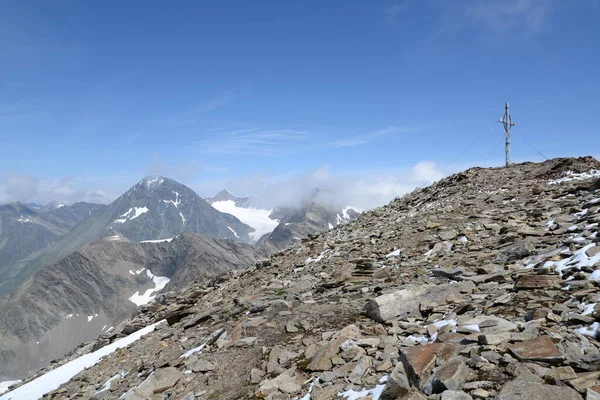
[380,361,411,399]
[441,391,473,400]
[497,379,582,400]
[431,358,471,393]
[364,282,473,323]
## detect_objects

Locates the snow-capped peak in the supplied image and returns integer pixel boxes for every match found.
[139,175,165,188]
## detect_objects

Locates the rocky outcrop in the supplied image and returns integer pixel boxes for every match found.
[5,156,600,400]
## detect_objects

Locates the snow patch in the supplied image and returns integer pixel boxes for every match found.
[180,344,206,358]
[211,200,279,242]
[305,250,330,265]
[590,270,600,281]
[227,226,240,238]
[114,207,149,224]
[143,176,164,187]
[140,238,173,244]
[0,381,21,395]
[0,322,163,400]
[576,322,600,338]
[542,243,600,276]
[582,303,597,316]
[386,249,401,258]
[94,372,126,396]
[128,270,170,306]
[548,170,600,185]
[336,206,359,225]
[17,217,31,223]
[129,268,145,275]
[162,191,182,208]
[338,377,387,400]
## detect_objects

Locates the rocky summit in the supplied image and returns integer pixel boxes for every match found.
[5,156,600,400]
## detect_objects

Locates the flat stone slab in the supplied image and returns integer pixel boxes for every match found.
[364,282,474,322]
[497,379,582,400]
[514,275,561,290]
[399,343,459,387]
[123,367,182,399]
[508,336,564,364]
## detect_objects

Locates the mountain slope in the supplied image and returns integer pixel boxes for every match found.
[0,230,256,379]
[0,202,104,297]
[0,176,253,298]
[7,157,600,400]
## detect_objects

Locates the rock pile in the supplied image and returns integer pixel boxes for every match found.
[7,156,600,400]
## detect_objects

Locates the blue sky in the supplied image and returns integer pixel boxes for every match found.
[0,0,599,207]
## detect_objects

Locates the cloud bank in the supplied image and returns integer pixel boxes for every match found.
[0,161,448,212]
[201,161,447,211]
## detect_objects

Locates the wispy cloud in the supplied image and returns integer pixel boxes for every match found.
[161,86,249,126]
[194,87,244,113]
[0,172,127,205]
[387,0,569,37]
[192,161,449,211]
[323,126,420,148]
[385,1,412,20]
[461,0,553,34]
[190,127,309,155]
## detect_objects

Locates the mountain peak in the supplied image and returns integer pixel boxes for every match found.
[140,175,166,188]
[216,189,233,197]
[213,189,236,201]
[205,189,256,209]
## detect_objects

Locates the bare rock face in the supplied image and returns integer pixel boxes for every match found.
[5,156,600,400]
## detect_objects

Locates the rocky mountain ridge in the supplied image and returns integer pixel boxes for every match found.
[0,231,256,380]
[0,201,105,297]
[5,156,600,400]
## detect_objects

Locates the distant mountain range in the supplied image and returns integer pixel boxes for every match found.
[256,203,360,254]
[0,176,361,381]
[0,176,253,297]
[205,189,360,254]
[0,201,105,297]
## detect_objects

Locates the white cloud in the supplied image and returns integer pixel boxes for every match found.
[0,173,120,205]
[191,128,309,155]
[323,126,419,148]
[195,161,448,211]
[412,160,445,182]
[462,0,553,33]
[0,160,451,213]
